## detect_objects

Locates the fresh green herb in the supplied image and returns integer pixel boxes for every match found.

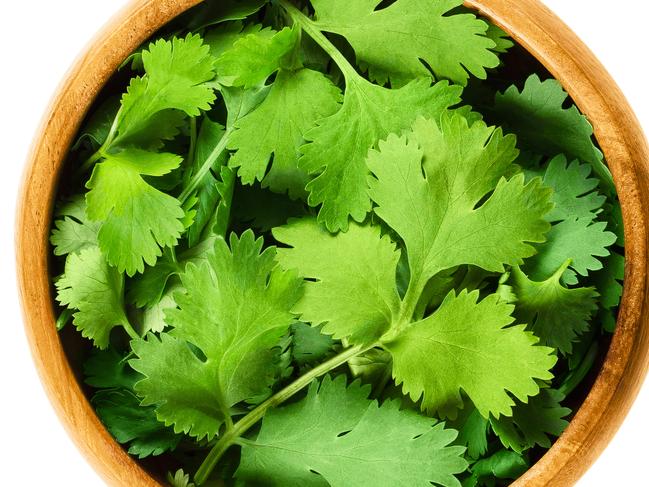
[51,0,624,485]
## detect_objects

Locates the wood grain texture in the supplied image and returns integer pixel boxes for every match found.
[15,0,649,486]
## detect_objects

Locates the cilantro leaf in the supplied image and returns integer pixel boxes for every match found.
[93,389,181,458]
[186,117,232,246]
[50,196,99,256]
[86,149,186,276]
[384,290,556,419]
[524,217,617,284]
[493,75,612,186]
[368,114,552,293]
[594,251,624,310]
[541,155,606,222]
[215,27,298,88]
[465,450,528,487]
[311,0,499,86]
[56,246,131,349]
[167,469,195,487]
[301,78,461,231]
[291,322,336,366]
[237,375,467,487]
[275,218,401,345]
[184,0,267,31]
[491,389,570,453]
[232,183,308,233]
[114,34,216,146]
[484,24,514,54]
[447,405,489,459]
[85,350,181,458]
[508,264,598,354]
[229,68,342,198]
[130,231,302,440]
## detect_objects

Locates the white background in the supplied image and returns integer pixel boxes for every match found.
[1,1,646,485]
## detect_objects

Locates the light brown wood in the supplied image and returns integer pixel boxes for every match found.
[15,0,649,486]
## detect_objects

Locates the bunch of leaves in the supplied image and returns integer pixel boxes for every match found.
[49,0,625,486]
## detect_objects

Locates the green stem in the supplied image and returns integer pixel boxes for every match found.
[122,320,140,341]
[75,106,123,177]
[193,344,370,485]
[278,0,358,81]
[184,117,198,187]
[178,128,232,205]
[559,341,599,397]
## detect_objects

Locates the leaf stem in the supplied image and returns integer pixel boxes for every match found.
[75,106,123,177]
[122,320,140,341]
[278,0,358,82]
[178,128,232,205]
[193,343,370,484]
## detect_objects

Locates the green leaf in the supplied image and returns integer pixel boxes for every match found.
[184,0,267,31]
[215,27,298,88]
[93,389,181,458]
[130,231,302,440]
[85,350,180,458]
[493,75,612,186]
[50,196,100,256]
[508,264,598,355]
[186,117,232,246]
[229,68,342,199]
[311,0,498,86]
[593,250,624,310]
[205,22,265,59]
[114,34,216,146]
[232,183,307,233]
[367,114,552,290]
[466,450,528,487]
[541,155,606,222]
[524,217,617,284]
[237,375,467,487]
[167,469,195,487]
[274,218,401,345]
[447,405,489,460]
[384,290,556,419]
[55,246,130,349]
[491,388,570,453]
[86,148,185,276]
[484,24,514,54]
[301,78,461,231]
[291,322,335,366]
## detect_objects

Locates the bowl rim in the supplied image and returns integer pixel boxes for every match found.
[15,0,649,486]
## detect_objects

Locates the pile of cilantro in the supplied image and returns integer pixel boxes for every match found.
[50,0,625,485]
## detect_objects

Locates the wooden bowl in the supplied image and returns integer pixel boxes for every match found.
[16,0,649,485]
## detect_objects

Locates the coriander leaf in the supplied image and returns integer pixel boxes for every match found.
[205,22,265,59]
[491,389,570,453]
[524,217,617,284]
[167,469,195,487]
[56,246,130,349]
[50,196,100,256]
[368,114,552,293]
[301,78,461,231]
[311,0,498,86]
[466,450,528,487]
[593,250,624,311]
[291,322,335,366]
[237,375,467,487]
[84,348,139,390]
[93,389,181,458]
[484,24,514,54]
[72,96,120,150]
[137,288,178,335]
[229,68,342,198]
[447,405,489,459]
[184,0,267,31]
[86,149,185,276]
[215,27,298,88]
[384,290,556,419]
[130,231,302,440]
[274,218,401,345]
[186,117,232,246]
[113,34,216,147]
[85,350,181,458]
[232,183,307,233]
[348,348,393,390]
[508,264,598,355]
[127,256,180,308]
[492,75,612,186]
[541,155,605,222]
